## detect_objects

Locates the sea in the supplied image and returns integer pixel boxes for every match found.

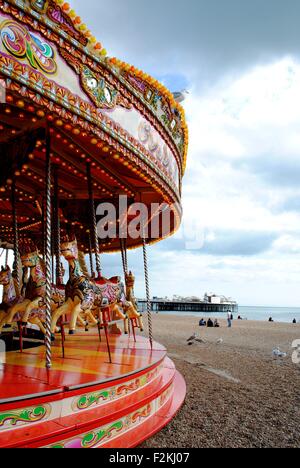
[155,306,300,324]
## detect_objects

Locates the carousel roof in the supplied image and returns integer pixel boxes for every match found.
[0,0,188,253]
[47,0,188,169]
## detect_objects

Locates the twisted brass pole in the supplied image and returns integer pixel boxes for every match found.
[120,239,128,278]
[5,248,9,268]
[11,179,20,296]
[45,128,52,369]
[87,162,101,278]
[54,167,62,285]
[88,231,95,278]
[142,235,153,349]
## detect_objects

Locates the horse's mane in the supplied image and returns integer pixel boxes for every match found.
[39,256,46,272]
[12,256,24,296]
[78,251,90,278]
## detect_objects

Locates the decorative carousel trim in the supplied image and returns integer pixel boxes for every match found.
[72,364,163,412]
[109,58,189,172]
[48,404,153,449]
[0,60,181,202]
[0,404,51,430]
[45,384,174,449]
[60,43,184,171]
[7,0,106,57]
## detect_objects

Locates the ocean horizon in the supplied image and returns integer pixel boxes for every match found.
[155,305,300,323]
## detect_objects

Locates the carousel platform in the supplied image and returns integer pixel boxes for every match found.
[0,333,186,448]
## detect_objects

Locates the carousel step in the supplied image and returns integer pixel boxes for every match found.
[0,358,177,448]
[102,371,186,448]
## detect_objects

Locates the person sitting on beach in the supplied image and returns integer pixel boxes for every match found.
[214,319,220,328]
[207,318,214,328]
[199,319,206,327]
[238,315,242,320]
[268,317,274,323]
[293,318,297,324]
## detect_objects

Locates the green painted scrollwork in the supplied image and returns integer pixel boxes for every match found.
[0,405,49,427]
[81,421,124,448]
[76,391,110,410]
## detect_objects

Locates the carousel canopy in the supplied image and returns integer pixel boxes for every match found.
[0,0,188,253]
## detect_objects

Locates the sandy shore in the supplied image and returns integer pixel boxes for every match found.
[140,315,300,448]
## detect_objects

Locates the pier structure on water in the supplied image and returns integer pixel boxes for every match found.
[138,300,238,314]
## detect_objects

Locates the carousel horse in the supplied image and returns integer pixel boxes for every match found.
[0,249,65,335]
[123,271,144,331]
[0,265,45,333]
[51,239,128,335]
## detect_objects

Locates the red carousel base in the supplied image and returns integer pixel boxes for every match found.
[0,333,186,448]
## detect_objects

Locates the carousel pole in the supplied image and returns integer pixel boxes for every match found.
[12,180,23,352]
[142,235,153,350]
[45,127,52,370]
[124,239,128,274]
[5,248,9,268]
[53,167,62,285]
[120,239,128,278]
[11,179,21,296]
[88,231,95,278]
[86,162,106,351]
[86,162,101,278]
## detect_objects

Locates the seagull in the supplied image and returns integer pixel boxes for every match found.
[272,348,287,358]
[195,338,205,344]
[173,90,190,104]
[187,333,197,343]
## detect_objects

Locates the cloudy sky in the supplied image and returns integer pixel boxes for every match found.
[70,0,300,307]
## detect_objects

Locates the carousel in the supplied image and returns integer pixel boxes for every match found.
[0,0,188,448]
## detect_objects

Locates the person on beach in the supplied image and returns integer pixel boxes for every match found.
[269,317,274,323]
[227,310,232,328]
[207,318,214,328]
[199,319,206,327]
[293,319,297,324]
[214,319,220,328]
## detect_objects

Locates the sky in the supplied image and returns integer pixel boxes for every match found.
[3,0,300,307]
[70,1,300,306]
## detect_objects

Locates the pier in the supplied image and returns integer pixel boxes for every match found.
[138,300,238,314]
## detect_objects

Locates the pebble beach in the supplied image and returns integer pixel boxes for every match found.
[141,315,300,448]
